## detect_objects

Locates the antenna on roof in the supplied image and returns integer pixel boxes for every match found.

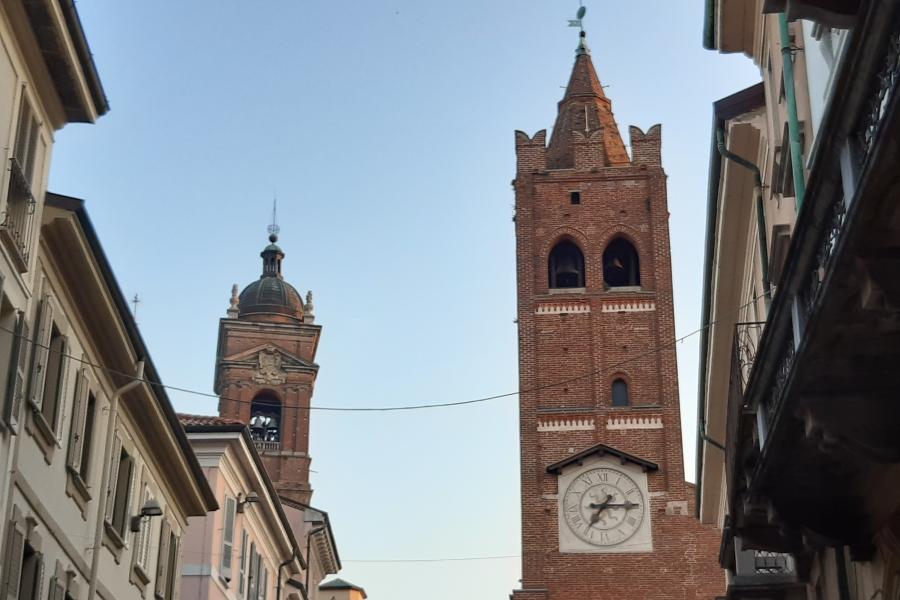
[268,198,280,242]
[131,293,141,323]
[568,2,590,55]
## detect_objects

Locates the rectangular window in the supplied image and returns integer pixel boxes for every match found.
[221,496,236,581]
[110,447,134,537]
[79,393,96,481]
[40,324,66,431]
[570,191,581,205]
[66,369,95,484]
[12,540,43,600]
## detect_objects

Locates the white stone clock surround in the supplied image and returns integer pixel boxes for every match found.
[556,454,653,553]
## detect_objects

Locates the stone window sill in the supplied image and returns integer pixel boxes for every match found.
[548,287,586,295]
[103,520,127,563]
[131,562,151,591]
[65,466,92,516]
[25,402,58,463]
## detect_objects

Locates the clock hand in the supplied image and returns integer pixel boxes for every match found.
[590,501,641,510]
[587,494,614,510]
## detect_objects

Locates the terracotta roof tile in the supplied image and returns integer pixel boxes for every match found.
[178,413,245,428]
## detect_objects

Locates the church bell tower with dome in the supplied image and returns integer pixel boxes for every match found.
[214,226,320,504]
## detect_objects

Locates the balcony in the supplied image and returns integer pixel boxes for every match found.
[1,157,36,272]
[253,439,280,453]
[720,528,805,600]
[726,4,900,553]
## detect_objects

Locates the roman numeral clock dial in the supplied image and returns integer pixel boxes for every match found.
[563,467,645,547]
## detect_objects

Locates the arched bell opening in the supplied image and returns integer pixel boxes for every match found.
[250,392,282,443]
[548,240,586,289]
[603,238,640,288]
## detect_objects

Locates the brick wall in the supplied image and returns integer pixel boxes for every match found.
[512,58,723,598]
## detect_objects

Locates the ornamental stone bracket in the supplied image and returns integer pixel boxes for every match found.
[606,416,663,430]
[601,300,656,313]
[535,301,591,315]
[537,418,595,432]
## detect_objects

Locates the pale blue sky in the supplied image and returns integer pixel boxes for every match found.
[49,2,758,599]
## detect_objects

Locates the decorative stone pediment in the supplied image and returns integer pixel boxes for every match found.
[222,343,317,377]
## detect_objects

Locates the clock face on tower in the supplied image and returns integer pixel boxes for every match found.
[556,456,653,553]
[562,467,645,547]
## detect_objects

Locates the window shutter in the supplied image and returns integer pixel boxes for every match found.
[120,458,136,536]
[238,530,247,597]
[30,551,43,600]
[168,534,181,600]
[154,521,171,599]
[66,369,88,471]
[246,544,257,600]
[2,312,25,432]
[221,497,236,581]
[104,438,122,524]
[48,576,65,600]
[27,297,52,411]
[259,566,267,600]
[51,335,69,437]
[135,488,154,570]
[2,522,25,599]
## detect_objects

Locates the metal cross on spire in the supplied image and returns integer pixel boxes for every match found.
[568,2,590,55]
[267,198,280,242]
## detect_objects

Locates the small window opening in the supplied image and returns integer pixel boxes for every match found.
[570,191,581,205]
[612,379,630,407]
[250,393,282,443]
[548,241,585,289]
[603,239,640,288]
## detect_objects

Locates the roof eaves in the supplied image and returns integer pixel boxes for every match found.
[694,82,766,517]
[44,192,217,512]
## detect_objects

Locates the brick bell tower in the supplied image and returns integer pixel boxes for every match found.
[215,225,320,504]
[510,16,723,600]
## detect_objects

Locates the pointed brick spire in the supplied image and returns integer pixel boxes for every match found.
[547,51,630,168]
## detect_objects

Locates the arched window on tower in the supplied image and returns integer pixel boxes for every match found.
[548,241,586,289]
[250,393,282,446]
[612,379,630,407]
[603,239,640,288]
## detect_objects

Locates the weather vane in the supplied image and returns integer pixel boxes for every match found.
[568,3,590,55]
[268,198,280,241]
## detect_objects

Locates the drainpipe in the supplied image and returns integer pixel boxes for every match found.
[305,526,326,599]
[276,551,297,600]
[716,129,773,308]
[779,14,807,210]
[86,360,145,600]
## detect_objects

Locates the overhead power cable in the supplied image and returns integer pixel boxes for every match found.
[0,291,765,413]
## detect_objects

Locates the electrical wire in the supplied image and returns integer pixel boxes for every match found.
[3,291,765,413]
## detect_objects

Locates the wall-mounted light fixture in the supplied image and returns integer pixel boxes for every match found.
[237,492,260,513]
[130,499,163,532]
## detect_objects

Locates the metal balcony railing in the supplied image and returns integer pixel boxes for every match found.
[1,157,36,270]
[730,537,797,588]
[742,17,900,457]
